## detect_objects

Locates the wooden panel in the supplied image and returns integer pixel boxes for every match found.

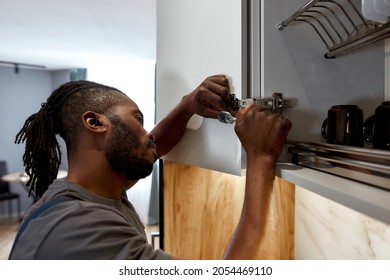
[163,161,295,259]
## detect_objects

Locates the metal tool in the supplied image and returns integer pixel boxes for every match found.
[218,92,293,124]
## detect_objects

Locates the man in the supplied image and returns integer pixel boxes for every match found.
[9,74,291,259]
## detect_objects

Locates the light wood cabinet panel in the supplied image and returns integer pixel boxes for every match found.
[163,161,295,259]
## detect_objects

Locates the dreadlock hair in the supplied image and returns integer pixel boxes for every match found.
[15,80,125,198]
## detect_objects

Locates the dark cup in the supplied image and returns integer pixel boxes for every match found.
[321,105,364,147]
[363,101,390,150]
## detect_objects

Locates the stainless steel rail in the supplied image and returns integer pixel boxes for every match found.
[287,141,390,190]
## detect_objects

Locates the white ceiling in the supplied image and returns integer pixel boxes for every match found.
[0,0,156,70]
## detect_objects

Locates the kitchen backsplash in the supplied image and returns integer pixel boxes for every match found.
[295,187,390,259]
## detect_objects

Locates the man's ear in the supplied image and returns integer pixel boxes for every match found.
[82,111,109,133]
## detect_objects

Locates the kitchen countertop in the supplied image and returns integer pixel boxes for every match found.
[276,163,390,225]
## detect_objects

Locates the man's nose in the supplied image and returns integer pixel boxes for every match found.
[147,132,155,143]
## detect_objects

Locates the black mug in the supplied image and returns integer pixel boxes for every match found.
[363,101,390,150]
[321,105,364,147]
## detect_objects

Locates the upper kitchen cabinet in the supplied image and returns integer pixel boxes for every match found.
[156,0,248,175]
[264,0,385,147]
[156,0,387,175]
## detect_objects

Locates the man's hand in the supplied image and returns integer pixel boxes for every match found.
[152,74,231,157]
[183,74,231,119]
[234,104,292,162]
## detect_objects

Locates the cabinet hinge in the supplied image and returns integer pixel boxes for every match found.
[218,93,294,124]
[239,93,293,113]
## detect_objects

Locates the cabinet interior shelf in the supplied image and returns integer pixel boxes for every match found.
[277,0,390,58]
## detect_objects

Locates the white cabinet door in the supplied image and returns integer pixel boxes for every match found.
[156,0,247,175]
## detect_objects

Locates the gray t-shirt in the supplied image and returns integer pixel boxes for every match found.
[10,179,170,260]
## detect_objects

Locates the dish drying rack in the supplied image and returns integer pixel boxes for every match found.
[277,0,390,58]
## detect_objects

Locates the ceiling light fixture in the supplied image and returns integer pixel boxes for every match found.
[0,60,46,74]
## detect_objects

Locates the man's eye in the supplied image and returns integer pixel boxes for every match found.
[137,116,144,126]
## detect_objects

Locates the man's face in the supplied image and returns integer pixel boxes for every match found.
[104,98,157,181]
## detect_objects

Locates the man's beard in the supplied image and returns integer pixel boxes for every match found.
[105,116,154,181]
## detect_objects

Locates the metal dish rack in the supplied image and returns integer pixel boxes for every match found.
[277,0,390,58]
[287,141,390,191]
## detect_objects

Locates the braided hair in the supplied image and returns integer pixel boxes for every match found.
[15,80,124,198]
